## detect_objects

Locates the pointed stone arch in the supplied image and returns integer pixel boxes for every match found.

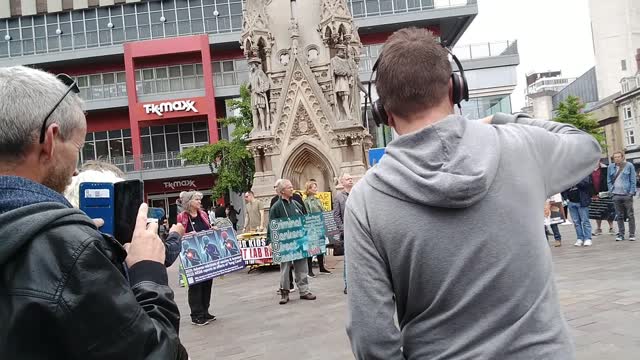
[282,142,336,192]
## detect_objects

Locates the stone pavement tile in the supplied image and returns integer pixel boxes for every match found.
[613,298,639,306]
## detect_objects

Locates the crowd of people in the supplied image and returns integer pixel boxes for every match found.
[545,151,637,247]
[1,27,635,360]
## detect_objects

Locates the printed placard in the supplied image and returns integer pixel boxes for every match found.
[179,224,246,286]
[269,213,326,264]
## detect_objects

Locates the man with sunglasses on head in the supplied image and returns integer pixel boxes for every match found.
[0,66,186,359]
[344,28,601,359]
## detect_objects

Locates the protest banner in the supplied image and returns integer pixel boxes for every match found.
[179,224,246,286]
[269,213,326,264]
[322,211,341,245]
[237,231,273,265]
[297,191,332,211]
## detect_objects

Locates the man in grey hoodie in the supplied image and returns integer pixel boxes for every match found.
[344,28,601,360]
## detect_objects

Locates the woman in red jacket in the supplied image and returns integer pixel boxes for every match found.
[176,191,217,326]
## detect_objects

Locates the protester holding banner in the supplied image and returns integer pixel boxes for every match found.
[304,181,332,276]
[177,191,217,326]
[268,179,317,305]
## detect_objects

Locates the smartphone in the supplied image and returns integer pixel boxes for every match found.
[113,180,144,244]
[79,182,115,236]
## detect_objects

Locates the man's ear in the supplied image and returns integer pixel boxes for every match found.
[40,124,60,161]
[386,110,396,128]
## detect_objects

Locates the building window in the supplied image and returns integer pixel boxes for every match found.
[625,129,636,146]
[621,59,627,71]
[0,0,245,59]
[135,63,206,95]
[75,71,127,100]
[623,105,634,122]
[139,121,209,169]
[81,128,134,172]
[213,59,249,87]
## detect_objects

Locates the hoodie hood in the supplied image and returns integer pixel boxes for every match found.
[367,114,501,208]
[0,176,96,264]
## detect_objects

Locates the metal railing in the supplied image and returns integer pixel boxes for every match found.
[348,0,476,18]
[452,40,518,61]
[90,151,212,173]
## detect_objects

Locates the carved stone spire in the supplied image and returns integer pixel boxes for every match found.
[240,0,275,60]
[318,0,354,47]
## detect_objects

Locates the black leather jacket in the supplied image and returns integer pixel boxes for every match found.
[0,200,184,359]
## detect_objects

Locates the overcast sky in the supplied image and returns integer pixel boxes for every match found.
[457,0,595,111]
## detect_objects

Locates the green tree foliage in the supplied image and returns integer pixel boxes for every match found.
[180,85,255,199]
[553,95,606,150]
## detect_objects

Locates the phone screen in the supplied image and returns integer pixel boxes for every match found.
[113,180,144,244]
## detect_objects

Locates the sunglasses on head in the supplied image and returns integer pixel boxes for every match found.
[39,74,80,144]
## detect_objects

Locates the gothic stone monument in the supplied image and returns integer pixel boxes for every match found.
[241,0,372,209]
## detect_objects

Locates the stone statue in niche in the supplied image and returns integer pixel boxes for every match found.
[307,48,319,62]
[331,44,353,122]
[280,52,290,66]
[248,57,271,131]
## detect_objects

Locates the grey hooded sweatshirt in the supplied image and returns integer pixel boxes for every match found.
[344,113,601,360]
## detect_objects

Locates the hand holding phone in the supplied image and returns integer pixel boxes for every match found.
[125,203,166,268]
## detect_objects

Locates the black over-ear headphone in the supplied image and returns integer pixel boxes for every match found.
[364,44,469,127]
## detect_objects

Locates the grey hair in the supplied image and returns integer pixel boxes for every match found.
[180,191,203,212]
[0,66,85,162]
[339,173,352,182]
[275,178,291,194]
[63,168,125,208]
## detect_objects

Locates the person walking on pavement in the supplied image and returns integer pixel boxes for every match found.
[267,179,317,305]
[608,151,637,241]
[333,173,353,295]
[544,193,564,247]
[303,180,332,277]
[563,175,594,247]
[226,204,240,231]
[589,161,616,236]
[343,28,601,359]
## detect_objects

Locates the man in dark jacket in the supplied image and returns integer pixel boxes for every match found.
[0,66,184,359]
[563,175,594,247]
[333,173,353,294]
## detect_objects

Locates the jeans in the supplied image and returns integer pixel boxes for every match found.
[545,224,561,241]
[280,259,310,296]
[613,195,635,238]
[187,279,213,321]
[568,202,592,241]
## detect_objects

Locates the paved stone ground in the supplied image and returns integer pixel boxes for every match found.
[170,222,640,360]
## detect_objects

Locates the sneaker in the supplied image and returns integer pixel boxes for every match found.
[191,318,210,326]
[609,228,616,235]
[595,229,603,236]
[554,240,562,247]
[630,236,636,241]
[616,236,624,241]
[574,240,584,247]
[343,287,347,295]
[583,240,593,247]
[319,269,332,274]
[308,272,316,278]
[205,313,216,321]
